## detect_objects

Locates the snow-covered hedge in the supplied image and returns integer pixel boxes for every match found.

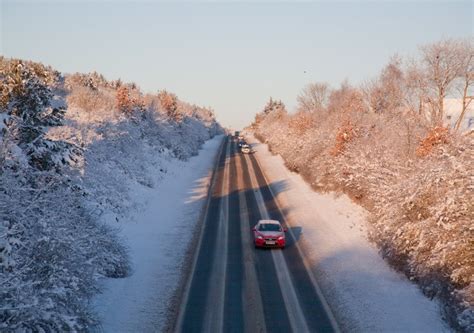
[53,71,222,216]
[250,90,473,331]
[0,57,222,331]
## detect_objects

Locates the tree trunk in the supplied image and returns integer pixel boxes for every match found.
[454,78,472,131]
[437,87,445,125]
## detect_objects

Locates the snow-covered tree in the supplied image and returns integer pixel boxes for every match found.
[263,97,286,115]
[419,39,466,124]
[158,90,181,121]
[297,82,331,113]
[366,56,406,114]
[0,59,79,170]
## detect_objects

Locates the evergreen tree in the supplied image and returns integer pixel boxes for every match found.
[0,59,77,170]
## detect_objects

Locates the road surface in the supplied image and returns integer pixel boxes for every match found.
[173,136,339,333]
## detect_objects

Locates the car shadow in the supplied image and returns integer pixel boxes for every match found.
[287,226,302,245]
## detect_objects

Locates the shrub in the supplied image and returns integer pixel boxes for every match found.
[416,126,450,157]
[157,90,179,120]
[67,86,104,112]
[331,120,359,156]
[288,111,314,134]
[116,86,133,113]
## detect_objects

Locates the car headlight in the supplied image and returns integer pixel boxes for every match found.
[257,235,263,240]
[278,236,284,240]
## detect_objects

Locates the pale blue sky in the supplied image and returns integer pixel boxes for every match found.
[1,1,473,129]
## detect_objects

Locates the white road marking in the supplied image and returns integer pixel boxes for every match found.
[244,154,310,333]
[236,151,267,333]
[251,153,341,333]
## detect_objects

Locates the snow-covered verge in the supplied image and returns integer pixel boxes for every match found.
[248,103,473,331]
[0,56,222,331]
[247,135,450,332]
[92,135,223,332]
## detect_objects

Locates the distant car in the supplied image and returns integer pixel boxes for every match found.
[241,144,253,154]
[252,220,287,248]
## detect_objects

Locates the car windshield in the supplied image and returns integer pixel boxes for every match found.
[258,223,281,232]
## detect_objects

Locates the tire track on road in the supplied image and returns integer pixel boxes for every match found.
[235,142,266,333]
[244,154,310,333]
[248,152,340,333]
[239,151,292,332]
[176,136,339,333]
[176,137,228,333]
[202,141,231,332]
[223,142,244,332]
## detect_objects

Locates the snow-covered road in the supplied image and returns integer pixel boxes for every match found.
[92,135,224,332]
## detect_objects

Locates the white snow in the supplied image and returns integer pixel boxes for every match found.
[92,135,223,332]
[248,136,450,332]
[0,113,8,130]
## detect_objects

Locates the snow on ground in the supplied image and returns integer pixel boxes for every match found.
[248,136,450,332]
[92,135,223,332]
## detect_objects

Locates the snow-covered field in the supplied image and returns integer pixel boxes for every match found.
[92,135,223,332]
[248,136,450,332]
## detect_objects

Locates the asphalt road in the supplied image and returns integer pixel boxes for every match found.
[173,136,339,333]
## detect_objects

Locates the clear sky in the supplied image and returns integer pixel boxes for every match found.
[1,1,472,129]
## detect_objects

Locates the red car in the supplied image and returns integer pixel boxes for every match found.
[252,220,287,249]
